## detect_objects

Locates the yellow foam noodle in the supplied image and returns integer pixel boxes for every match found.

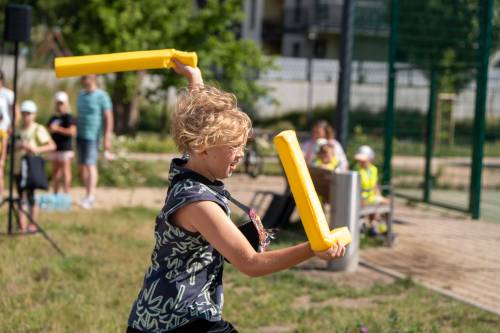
[54,49,198,78]
[274,130,352,251]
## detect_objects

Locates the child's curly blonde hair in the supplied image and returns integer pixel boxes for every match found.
[171,86,252,154]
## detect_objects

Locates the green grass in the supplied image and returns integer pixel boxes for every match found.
[0,206,498,332]
[113,133,177,153]
[3,158,169,189]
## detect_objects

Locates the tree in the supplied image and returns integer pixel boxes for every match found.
[8,0,272,134]
[397,0,500,93]
[396,0,500,144]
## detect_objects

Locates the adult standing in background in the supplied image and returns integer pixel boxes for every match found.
[0,70,14,202]
[0,110,8,201]
[77,74,113,209]
[0,70,14,131]
[301,119,348,171]
[47,91,76,195]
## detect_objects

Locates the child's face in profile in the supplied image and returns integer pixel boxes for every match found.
[204,141,246,179]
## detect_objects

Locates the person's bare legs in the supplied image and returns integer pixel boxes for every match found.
[86,165,97,199]
[79,164,97,208]
[18,199,28,231]
[30,201,38,227]
[0,168,4,200]
[52,161,63,193]
[63,159,72,193]
[79,164,88,191]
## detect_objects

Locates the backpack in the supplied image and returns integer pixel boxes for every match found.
[19,125,49,190]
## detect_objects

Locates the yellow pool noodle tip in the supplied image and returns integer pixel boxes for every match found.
[54,49,197,78]
[274,130,352,252]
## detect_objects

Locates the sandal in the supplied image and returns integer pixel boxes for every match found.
[27,224,38,233]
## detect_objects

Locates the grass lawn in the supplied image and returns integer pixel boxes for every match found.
[0,207,499,333]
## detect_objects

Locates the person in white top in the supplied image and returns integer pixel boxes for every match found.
[300,120,349,171]
[0,70,13,132]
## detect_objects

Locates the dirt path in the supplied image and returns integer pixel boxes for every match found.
[69,174,288,211]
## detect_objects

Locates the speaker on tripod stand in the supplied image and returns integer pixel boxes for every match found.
[3,4,32,235]
[1,4,64,256]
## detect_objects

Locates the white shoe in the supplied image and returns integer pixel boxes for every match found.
[80,196,95,210]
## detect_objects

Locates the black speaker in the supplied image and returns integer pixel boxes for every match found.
[4,4,32,43]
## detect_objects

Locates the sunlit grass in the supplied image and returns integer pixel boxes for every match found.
[0,207,498,332]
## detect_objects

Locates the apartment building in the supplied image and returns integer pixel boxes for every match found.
[242,0,388,60]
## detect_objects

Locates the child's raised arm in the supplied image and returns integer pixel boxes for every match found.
[172,58,203,88]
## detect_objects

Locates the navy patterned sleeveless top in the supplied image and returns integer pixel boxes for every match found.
[127,158,230,332]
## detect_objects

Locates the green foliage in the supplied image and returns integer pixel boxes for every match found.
[153,0,274,115]
[56,159,169,188]
[18,0,272,132]
[97,158,168,187]
[254,105,427,140]
[254,104,500,144]
[113,133,177,153]
[397,0,500,93]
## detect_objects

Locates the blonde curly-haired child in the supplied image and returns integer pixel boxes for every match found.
[126,59,346,333]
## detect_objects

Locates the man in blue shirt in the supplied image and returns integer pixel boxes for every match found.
[77,74,113,209]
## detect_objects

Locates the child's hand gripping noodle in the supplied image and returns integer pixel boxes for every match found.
[274,130,352,251]
[54,49,198,78]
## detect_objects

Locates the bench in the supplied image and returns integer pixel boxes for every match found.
[308,166,395,246]
[248,188,295,229]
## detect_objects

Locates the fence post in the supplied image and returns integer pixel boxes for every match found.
[423,68,438,203]
[383,0,399,190]
[470,0,493,219]
[335,0,355,148]
[327,171,360,272]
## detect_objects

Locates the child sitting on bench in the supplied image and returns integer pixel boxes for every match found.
[354,145,390,235]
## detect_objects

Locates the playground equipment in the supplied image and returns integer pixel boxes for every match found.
[274,130,352,252]
[54,49,197,77]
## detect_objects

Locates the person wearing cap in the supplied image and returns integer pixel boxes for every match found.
[76,74,113,209]
[354,145,390,235]
[47,91,77,195]
[15,100,56,232]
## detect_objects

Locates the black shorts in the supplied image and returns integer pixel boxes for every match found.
[127,318,238,333]
[15,174,35,206]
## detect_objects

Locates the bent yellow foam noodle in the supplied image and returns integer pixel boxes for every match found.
[274,130,352,251]
[54,49,198,78]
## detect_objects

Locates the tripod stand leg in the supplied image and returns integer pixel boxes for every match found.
[17,203,66,258]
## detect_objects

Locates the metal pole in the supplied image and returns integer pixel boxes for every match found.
[328,171,360,272]
[335,0,355,148]
[7,41,19,234]
[469,0,493,219]
[383,0,399,188]
[424,68,438,203]
[307,32,315,120]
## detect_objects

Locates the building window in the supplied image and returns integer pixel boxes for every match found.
[292,42,301,57]
[294,0,302,24]
[314,39,327,59]
[249,0,257,30]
